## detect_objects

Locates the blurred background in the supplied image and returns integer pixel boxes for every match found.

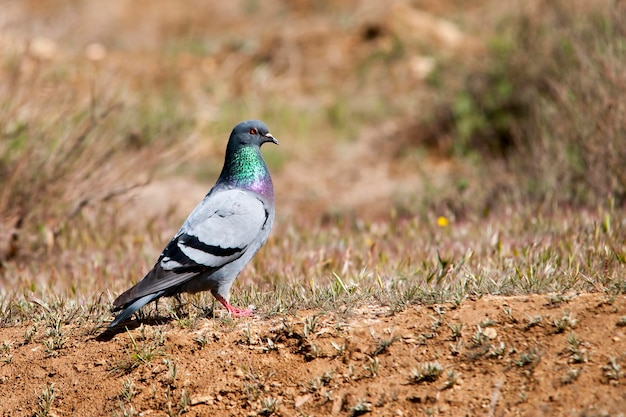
[0,0,624,296]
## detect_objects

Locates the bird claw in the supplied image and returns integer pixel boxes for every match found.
[215,294,254,317]
[227,306,254,317]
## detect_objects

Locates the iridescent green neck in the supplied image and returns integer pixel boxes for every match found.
[218,146,273,198]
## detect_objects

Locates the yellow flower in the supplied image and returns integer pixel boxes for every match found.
[437,216,449,227]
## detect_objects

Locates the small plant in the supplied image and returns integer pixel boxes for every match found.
[0,341,12,364]
[566,333,587,364]
[164,358,178,386]
[430,316,442,333]
[178,389,191,415]
[441,370,460,390]
[35,384,56,417]
[307,370,334,392]
[480,318,497,327]
[447,322,463,341]
[241,364,276,403]
[23,326,37,344]
[561,368,581,385]
[350,398,372,416]
[194,332,210,348]
[243,322,255,345]
[449,340,462,356]
[303,314,320,338]
[524,315,543,329]
[114,403,136,417]
[488,342,506,358]
[409,361,444,384]
[370,334,399,356]
[514,349,540,368]
[331,341,346,357]
[259,397,278,416]
[553,311,577,333]
[364,357,380,378]
[120,377,135,402]
[502,307,516,323]
[546,293,568,306]
[470,326,488,348]
[602,357,622,382]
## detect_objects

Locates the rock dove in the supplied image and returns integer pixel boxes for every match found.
[109,120,278,328]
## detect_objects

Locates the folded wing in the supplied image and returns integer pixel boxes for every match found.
[113,188,268,308]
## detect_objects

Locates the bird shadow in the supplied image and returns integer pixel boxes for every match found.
[94,303,219,342]
[94,315,176,341]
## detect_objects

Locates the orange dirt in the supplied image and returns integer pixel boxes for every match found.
[1,293,625,416]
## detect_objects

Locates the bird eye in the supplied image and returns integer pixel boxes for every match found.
[249,128,257,135]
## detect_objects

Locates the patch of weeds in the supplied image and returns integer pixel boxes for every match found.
[175,316,193,329]
[242,364,276,402]
[164,386,190,417]
[262,337,279,353]
[115,326,165,373]
[300,340,320,361]
[409,361,444,384]
[450,293,466,309]
[553,311,577,333]
[35,383,56,417]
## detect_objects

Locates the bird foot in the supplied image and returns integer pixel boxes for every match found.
[214,294,254,317]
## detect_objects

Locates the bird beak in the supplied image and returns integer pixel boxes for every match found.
[264,132,279,145]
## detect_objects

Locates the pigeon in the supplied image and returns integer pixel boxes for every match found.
[109,120,278,328]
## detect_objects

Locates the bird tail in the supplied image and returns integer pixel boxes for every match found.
[108,291,165,328]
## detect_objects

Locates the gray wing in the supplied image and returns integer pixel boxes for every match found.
[113,188,269,308]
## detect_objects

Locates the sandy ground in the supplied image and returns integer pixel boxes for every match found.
[1,293,625,416]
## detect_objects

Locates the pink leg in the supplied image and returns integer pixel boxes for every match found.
[214,294,254,317]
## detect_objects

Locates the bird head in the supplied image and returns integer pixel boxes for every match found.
[230,120,279,148]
